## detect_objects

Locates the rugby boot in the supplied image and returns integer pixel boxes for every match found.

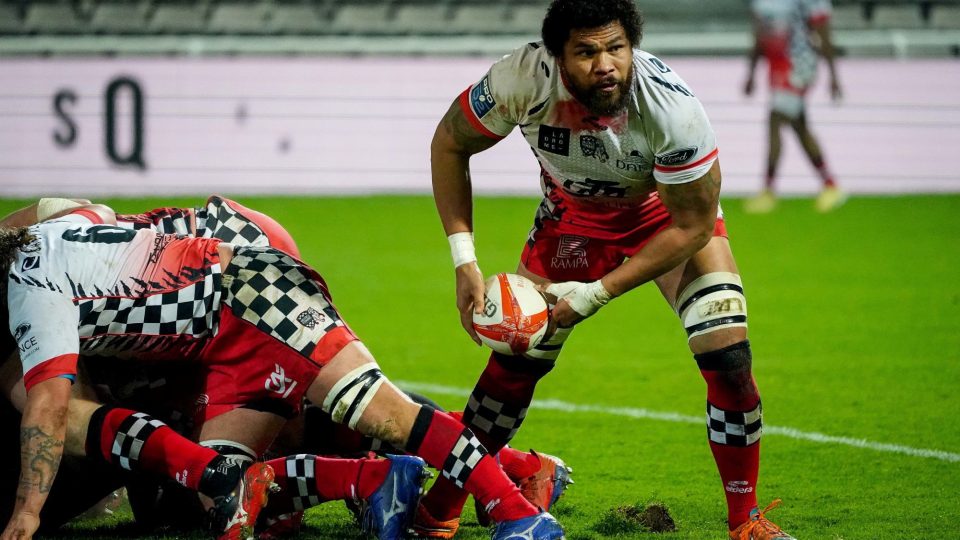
[477,451,573,527]
[744,190,777,213]
[490,511,565,540]
[814,186,847,212]
[211,462,277,540]
[358,455,431,540]
[729,499,797,540]
[256,511,303,540]
[407,502,460,539]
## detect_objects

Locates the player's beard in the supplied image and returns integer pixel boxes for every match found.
[569,65,635,117]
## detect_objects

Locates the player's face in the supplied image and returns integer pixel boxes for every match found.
[560,21,634,117]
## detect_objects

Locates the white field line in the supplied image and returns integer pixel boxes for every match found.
[396,380,960,464]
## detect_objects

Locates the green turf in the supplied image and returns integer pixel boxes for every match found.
[2,194,959,539]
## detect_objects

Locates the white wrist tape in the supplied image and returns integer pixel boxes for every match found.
[37,198,83,221]
[546,279,612,318]
[448,232,477,268]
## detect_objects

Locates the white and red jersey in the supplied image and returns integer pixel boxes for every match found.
[461,44,718,233]
[6,212,223,391]
[751,0,831,93]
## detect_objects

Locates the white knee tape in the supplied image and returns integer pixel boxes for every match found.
[675,272,747,340]
[321,364,385,430]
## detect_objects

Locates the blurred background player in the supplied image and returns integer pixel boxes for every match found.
[743,0,845,213]
[422,0,795,538]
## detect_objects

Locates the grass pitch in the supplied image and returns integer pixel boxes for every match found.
[2,194,958,539]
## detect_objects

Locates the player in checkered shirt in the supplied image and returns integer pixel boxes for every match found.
[0,203,563,539]
[424,0,793,539]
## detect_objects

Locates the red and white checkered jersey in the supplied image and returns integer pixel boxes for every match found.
[6,213,223,391]
[461,44,718,210]
[751,0,831,92]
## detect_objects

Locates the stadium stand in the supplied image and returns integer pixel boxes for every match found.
[0,0,958,57]
[871,3,926,29]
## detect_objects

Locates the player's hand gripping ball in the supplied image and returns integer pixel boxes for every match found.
[473,273,549,355]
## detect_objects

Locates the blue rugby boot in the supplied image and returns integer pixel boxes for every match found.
[358,455,431,540]
[491,511,565,540]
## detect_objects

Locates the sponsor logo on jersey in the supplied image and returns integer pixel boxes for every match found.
[470,76,497,119]
[552,234,589,270]
[14,323,31,342]
[617,150,648,172]
[265,364,297,399]
[656,147,698,166]
[537,125,571,156]
[14,322,39,357]
[561,178,627,198]
[296,307,325,329]
[20,256,40,272]
[648,76,694,97]
[648,56,673,73]
[579,135,609,162]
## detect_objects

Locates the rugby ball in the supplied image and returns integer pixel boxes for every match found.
[473,273,549,355]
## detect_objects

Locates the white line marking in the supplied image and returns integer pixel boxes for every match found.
[397,380,960,463]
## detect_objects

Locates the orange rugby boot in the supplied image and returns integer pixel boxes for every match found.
[729,499,797,540]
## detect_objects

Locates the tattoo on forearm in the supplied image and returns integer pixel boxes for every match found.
[19,425,64,495]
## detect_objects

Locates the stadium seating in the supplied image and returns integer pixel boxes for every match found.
[207,2,270,34]
[24,2,87,34]
[832,4,870,30]
[870,4,926,30]
[89,1,151,35]
[148,3,210,34]
[267,3,328,35]
[929,4,960,30]
[0,0,958,56]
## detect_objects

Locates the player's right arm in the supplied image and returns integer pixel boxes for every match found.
[431,99,502,344]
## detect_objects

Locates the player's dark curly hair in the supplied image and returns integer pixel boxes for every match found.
[0,227,32,359]
[542,0,644,58]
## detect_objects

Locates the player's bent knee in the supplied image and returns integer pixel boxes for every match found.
[320,364,385,430]
[675,272,747,342]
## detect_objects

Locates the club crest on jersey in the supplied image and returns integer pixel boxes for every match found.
[296,307,325,329]
[470,76,497,119]
[538,125,570,156]
[580,135,609,163]
[656,147,698,166]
